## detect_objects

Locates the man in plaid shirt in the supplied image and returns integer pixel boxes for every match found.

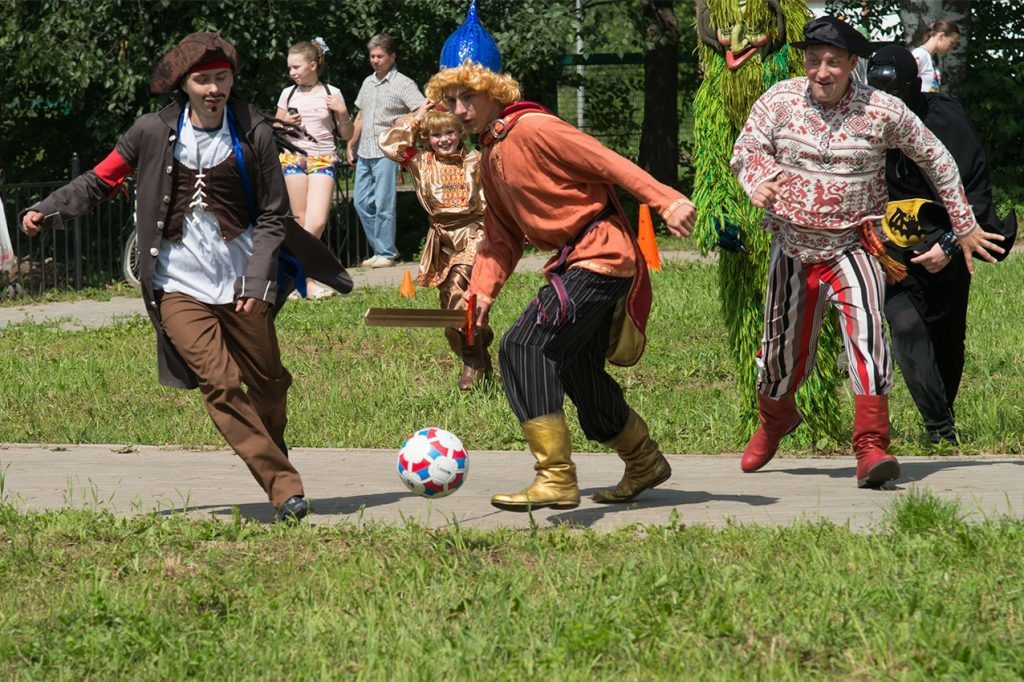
[346,33,423,268]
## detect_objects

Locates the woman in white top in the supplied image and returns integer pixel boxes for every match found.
[911,20,960,93]
[276,38,354,298]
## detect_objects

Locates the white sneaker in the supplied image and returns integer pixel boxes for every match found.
[308,283,336,300]
[361,255,380,267]
[369,257,396,268]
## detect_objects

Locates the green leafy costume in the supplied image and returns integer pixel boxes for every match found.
[691,0,844,442]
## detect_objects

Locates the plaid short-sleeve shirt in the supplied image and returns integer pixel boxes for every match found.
[354,68,423,159]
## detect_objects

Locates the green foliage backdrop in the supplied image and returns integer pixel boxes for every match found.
[0,0,579,182]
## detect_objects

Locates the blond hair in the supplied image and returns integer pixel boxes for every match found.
[418,110,467,146]
[425,62,521,107]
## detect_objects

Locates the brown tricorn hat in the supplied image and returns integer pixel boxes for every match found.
[149,32,239,95]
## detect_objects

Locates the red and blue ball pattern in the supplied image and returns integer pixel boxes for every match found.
[397,427,469,498]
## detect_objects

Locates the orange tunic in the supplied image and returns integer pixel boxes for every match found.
[469,112,686,303]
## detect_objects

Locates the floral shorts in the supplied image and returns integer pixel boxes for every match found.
[279,151,337,178]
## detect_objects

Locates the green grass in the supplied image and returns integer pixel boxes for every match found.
[0,257,1022,454]
[2,493,1024,679]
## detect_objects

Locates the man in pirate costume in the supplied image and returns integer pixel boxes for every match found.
[731,16,1005,487]
[425,2,697,510]
[867,45,1017,445]
[21,33,350,521]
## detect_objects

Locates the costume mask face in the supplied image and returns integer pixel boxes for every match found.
[867,46,923,106]
[696,0,791,71]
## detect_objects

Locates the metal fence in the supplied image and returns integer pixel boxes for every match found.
[0,156,369,300]
[1,155,136,300]
[552,53,696,162]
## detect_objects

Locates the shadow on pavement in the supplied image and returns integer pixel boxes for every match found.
[158,491,409,524]
[776,458,1024,483]
[546,487,779,528]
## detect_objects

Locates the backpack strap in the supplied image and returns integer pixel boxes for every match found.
[285,84,298,109]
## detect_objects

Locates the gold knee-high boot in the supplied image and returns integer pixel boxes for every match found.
[491,411,580,510]
[592,409,671,503]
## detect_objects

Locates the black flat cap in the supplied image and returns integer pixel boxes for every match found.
[792,16,870,58]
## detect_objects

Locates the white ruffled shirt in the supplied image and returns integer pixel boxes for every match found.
[153,104,255,305]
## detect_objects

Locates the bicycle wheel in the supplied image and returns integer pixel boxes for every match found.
[122,232,141,288]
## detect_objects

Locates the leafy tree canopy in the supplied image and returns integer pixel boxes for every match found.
[0,0,581,181]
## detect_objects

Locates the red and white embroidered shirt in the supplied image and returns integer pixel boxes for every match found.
[731,78,976,236]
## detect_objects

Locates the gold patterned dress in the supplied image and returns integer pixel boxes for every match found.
[378,120,492,386]
[379,120,486,286]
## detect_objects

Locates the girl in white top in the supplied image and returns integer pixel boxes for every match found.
[276,38,354,298]
[911,20,960,93]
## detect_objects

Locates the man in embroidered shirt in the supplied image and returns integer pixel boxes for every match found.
[346,33,424,268]
[730,16,1004,488]
[21,33,316,522]
[427,62,696,511]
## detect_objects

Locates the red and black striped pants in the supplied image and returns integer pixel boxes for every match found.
[757,238,894,399]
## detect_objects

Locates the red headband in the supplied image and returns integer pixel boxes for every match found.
[187,59,233,75]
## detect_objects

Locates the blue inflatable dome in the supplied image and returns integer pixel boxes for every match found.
[439,0,502,72]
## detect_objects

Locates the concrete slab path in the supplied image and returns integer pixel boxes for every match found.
[2,444,1022,530]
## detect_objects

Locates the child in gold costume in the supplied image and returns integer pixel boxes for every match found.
[379,102,492,390]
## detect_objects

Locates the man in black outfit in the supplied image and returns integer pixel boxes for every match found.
[868,45,1017,444]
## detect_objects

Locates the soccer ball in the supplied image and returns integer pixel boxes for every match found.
[397,427,469,498]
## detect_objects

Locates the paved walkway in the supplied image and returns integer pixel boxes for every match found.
[3,248,1022,529]
[0,250,706,329]
[2,444,1022,529]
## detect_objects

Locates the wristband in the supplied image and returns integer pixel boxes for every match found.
[939,231,962,259]
[663,197,691,220]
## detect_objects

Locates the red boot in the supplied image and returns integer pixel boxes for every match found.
[853,395,900,488]
[741,394,802,473]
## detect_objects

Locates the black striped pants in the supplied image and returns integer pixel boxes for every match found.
[499,268,633,442]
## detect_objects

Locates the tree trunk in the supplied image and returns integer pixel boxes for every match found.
[638,0,679,186]
[899,0,970,95]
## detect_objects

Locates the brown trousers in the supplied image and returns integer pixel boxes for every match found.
[440,264,493,370]
[159,292,302,508]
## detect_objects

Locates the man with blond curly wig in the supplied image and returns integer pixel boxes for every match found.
[426,62,697,511]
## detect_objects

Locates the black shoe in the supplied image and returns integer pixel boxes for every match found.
[928,425,958,445]
[276,495,310,522]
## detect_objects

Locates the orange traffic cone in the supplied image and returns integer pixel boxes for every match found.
[399,269,416,298]
[637,204,662,271]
